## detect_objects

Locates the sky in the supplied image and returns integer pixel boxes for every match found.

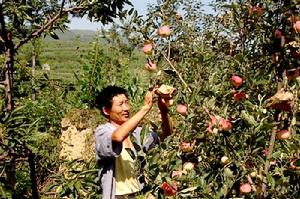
[68,0,154,30]
[68,0,213,30]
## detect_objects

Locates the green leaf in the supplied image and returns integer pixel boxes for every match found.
[74,181,82,191]
[125,148,136,160]
[79,169,99,175]
[241,110,258,126]
[223,167,234,178]
[49,31,59,40]
[266,173,275,189]
[128,8,135,15]
[131,135,141,152]
[197,54,204,63]
[165,177,173,185]
[140,125,150,146]
[291,117,296,126]
[180,186,198,193]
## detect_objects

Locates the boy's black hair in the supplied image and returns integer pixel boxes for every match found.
[95,86,128,117]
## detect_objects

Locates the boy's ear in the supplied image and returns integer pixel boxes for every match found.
[102,107,110,116]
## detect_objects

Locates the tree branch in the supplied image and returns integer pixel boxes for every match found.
[0,4,8,44]
[0,140,32,159]
[261,127,277,198]
[0,152,9,161]
[14,5,83,51]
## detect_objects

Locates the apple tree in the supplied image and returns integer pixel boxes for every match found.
[0,0,132,198]
[120,0,300,198]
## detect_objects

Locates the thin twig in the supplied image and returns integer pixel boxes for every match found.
[168,38,170,60]
[162,53,192,92]
[261,127,277,197]
[41,192,57,195]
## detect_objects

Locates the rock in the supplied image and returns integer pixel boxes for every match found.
[61,118,71,129]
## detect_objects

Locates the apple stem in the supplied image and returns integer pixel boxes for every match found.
[162,53,192,92]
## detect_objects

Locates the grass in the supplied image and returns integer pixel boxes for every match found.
[17,30,94,84]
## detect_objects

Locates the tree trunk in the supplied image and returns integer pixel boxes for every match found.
[32,47,36,100]
[5,158,17,199]
[4,47,16,197]
[4,40,14,112]
[29,153,39,199]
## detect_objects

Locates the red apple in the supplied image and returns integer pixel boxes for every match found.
[274,29,282,39]
[210,115,221,126]
[161,182,177,196]
[208,115,232,132]
[240,183,252,193]
[220,118,232,131]
[143,43,153,55]
[158,25,171,37]
[294,21,300,33]
[231,75,243,87]
[144,61,157,72]
[277,129,290,140]
[233,92,247,101]
[176,103,188,115]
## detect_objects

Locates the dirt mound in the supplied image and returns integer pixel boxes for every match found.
[59,124,94,161]
[59,109,103,161]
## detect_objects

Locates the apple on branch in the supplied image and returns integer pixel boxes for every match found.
[157,25,171,37]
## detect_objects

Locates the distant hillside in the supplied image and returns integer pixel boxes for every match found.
[17,28,121,84]
[43,29,97,43]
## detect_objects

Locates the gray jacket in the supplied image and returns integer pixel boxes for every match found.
[95,122,159,199]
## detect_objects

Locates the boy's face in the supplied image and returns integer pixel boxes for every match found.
[105,94,130,125]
